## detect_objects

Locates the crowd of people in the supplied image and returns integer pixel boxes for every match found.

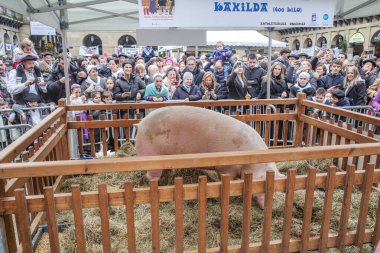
[1,37,380,148]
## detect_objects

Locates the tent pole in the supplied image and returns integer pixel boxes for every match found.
[266,27,273,99]
[62,29,70,105]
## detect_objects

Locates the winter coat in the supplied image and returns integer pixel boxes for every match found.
[114,74,146,101]
[319,73,344,90]
[244,66,266,98]
[289,82,315,99]
[209,47,233,63]
[343,80,367,106]
[371,90,380,116]
[172,83,202,101]
[258,77,288,99]
[226,72,248,100]
[285,67,318,89]
[200,83,229,100]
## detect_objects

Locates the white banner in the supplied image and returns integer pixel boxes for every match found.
[79,46,99,56]
[138,0,335,28]
[30,21,56,36]
[0,43,4,56]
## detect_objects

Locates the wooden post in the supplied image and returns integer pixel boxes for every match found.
[294,93,307,147]
[58,99,70,160]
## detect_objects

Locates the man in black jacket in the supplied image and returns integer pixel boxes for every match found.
[182,56,205,87]
[244,54,266,98]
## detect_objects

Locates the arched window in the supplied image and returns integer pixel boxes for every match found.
[303,38,313,48]
[317,36,328,48]
[117,35,137,47]
[13,35,19,47]
[83,34,103,54]
[292,39,300,50]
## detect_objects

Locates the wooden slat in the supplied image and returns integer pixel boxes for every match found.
[318,166,337,252]
[283,108,290,146]
[98,184,112,253]
[241,173,253,253]
[44,187,60,253]
[294,93,306,147]
[124,114,130,143]
[261,171,275,253]
[281,169,296,253]
[175,178,184,253]
[71,185,86,253]
[124,182,136,253]
[300,168,316,253]
[327,119,334,146]
[264,108,270,146]
[187,230,375,253]
[255,109,260,134]
[273,108,280,146]
[14,189,32,253]
[3,144,380,180]
[373,188,380,246]
[220,175,230,253]
[76,115,84,155]
[311,114,318,145]
[100,115,107,157]
[301,115,379,144]
[68,119,139,129]
[342,124,352,170]
[301,99,380,126]
[337,165,356,251]
[304,117,310,146]
[355,164,375,250]
[150,180,160,253]
[1,170,380,215]
[88,115,95,157]
[112,114,119,151]
[198,176,207,253]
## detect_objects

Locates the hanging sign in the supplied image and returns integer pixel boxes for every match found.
[349,33,365,44]
[79,46,99,56]
[138,0,335,28]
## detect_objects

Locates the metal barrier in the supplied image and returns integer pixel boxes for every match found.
[0,124,32,150]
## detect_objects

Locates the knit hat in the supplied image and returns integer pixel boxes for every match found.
[299,72,310,80]
[153,73,163,80]
[86,65,97,74]
[24,93,40,102]
[71,83,81,90]
[20,54,38,62]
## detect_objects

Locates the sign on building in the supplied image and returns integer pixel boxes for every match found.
[30,21,56,36]
[138,0,335,28]
[79,46,99,56]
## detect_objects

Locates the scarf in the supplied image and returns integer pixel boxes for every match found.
[145,83,169,99]
[85,76,101,87]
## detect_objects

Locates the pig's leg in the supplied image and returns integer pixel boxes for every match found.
[241,164,285,209]
[136,145,163,181]
[215,165,241,180]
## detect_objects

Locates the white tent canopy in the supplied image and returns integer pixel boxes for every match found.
[207,30,287,48]
[2,0,380,33]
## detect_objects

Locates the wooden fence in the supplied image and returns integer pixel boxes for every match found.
[0,93,380,252]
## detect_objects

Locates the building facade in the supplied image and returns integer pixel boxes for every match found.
[0,6,23,58]
[278,15,380,59]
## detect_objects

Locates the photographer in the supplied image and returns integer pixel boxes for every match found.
[200,72,228,100]
[7,54,47,105]
[226,61,249,100]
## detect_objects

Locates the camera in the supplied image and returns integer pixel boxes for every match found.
[235,61,242,68]
[207,85,213,91]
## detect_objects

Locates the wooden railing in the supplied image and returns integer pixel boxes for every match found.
[1,93,380,252]
[1,165,379,252]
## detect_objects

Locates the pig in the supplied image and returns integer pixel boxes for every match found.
[135,106,283,208]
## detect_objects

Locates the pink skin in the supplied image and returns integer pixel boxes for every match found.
[135,106,283,209]
[346,70,355,81]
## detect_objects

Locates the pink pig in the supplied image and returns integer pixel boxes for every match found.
[135,106,283,208]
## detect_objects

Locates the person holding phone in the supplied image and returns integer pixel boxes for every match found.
[200,72,228,100]
[226,61,249,100]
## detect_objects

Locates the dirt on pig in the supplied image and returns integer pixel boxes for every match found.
[57,143,377,253]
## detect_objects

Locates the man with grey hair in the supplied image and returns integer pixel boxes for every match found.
[146,64,159,84]
[172,72,202,101]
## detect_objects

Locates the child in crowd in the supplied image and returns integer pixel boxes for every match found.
[331,89,350,123]
[289,72,316,100]
[87,91,103,152]
[104,77,117,98]
[13,93,55,127]
[102,91,116,151]
[70,84,89,142]
[0,99,19,149]
[209,41,233,78]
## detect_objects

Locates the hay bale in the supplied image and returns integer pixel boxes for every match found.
[58,144,378,252]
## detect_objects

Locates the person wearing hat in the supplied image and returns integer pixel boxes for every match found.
[8,54,46,105]
[114,60,146,102]
[289,72,315,99]
[118,53,128,63]
[144,73,169,102]
[331,89,350,107]
[12,92,55,127]
[361,58,378,88]
[297,52,310,62]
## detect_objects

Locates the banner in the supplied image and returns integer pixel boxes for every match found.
[138,0,335,28]
[79,46,99,56]
[30,21,56,36]
[0,43,4,56]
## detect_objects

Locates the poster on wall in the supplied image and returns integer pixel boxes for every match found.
[79,46,99,56]
[5,44,12,51]
[138,0,335,28]
[30,21,56,36]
